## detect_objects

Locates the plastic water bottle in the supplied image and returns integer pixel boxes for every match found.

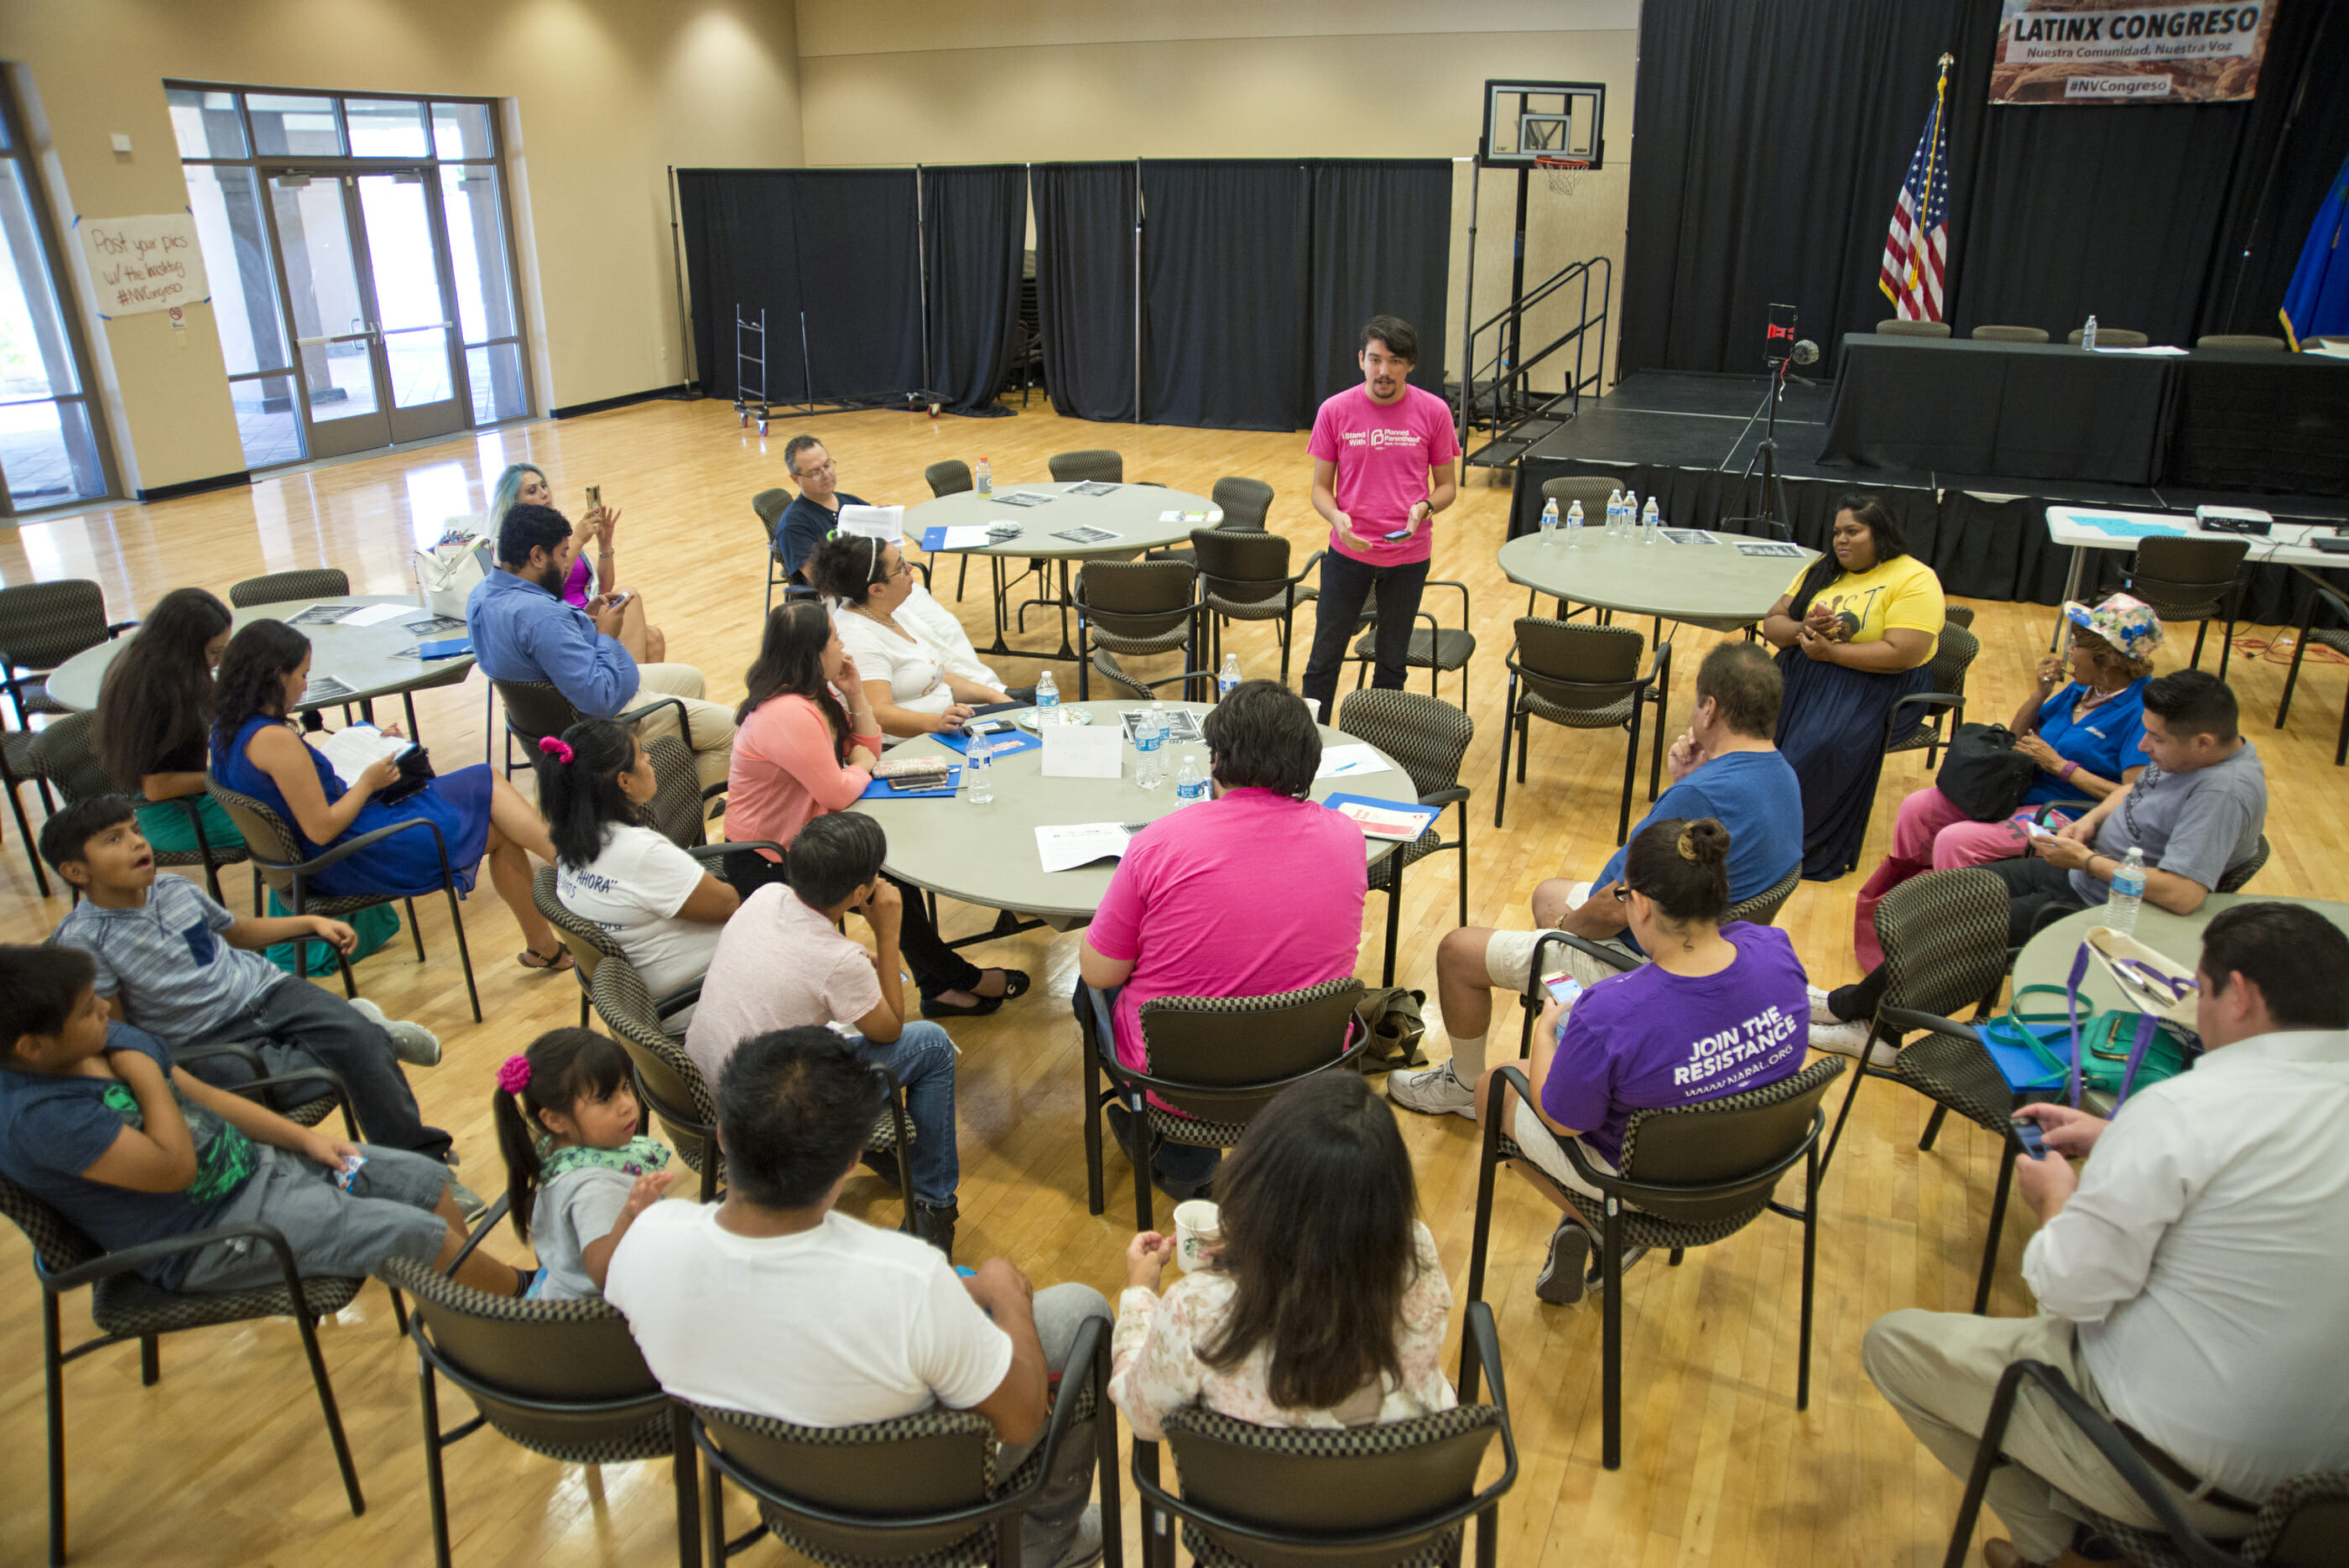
[2080,316,2098,352]
[1133,709,1166,789]
[1565,497,1585,549]
[1174,755,1208,805]
[1218,654,1241,701]
[1607,487,1625,537]
[2107,847,2146,935]
[1539,498,1560,547]
[1619,490,1639,539]
[1641,497,1660,546]
[975,457,992,497]
[1034,668,1060,722]
[964,739,993,805]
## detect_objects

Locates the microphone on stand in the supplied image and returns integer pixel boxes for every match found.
[1781,338,1820,387]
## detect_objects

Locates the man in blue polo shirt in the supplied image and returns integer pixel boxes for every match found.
[469,503,736,787]
[1390,641,1804,1118]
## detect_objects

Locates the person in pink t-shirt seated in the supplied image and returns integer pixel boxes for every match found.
[1077,680,1367,1199]
[1299,315,1461,721]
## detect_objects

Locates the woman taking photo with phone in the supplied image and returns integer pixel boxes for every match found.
[1111,1072,1455,1436]
[488,462,666,661]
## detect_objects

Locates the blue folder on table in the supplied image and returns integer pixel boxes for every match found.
[859,764,961,800]
[933,727,1041,758]
[417,635,472,660]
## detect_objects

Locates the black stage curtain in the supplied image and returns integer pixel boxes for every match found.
[1034,163,1138,423]
[1308,160,1452,408]
[1140,161,1311,431]
[675,169,921,405]
[1622,0,2349,374]
[1508,456,2339,624]
[922,165,1027,415]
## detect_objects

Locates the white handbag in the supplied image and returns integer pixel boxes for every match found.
[413,533,494,621]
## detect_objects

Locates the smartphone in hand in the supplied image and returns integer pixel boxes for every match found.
[2010,1115,2049,1160]
[1383,526,1414,540]
[1543,974,1585,1008]
[586,484,602,509]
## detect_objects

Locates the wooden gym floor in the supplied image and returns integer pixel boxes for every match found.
[0,394,2340,1567]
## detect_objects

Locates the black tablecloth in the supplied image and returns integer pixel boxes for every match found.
[2167,349,2349,497]
[1820,335,2173,484]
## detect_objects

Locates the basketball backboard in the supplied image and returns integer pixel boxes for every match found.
[1480,81,1607,169]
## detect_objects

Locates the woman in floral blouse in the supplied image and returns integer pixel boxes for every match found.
[1109,1073,1456,1439]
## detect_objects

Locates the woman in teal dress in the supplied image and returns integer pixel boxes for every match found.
[210,619,571,970]
[94,587,245,857]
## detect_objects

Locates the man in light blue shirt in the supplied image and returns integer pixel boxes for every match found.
[468,503,735,785]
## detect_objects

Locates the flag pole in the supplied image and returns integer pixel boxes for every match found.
[1910,54,1952,299]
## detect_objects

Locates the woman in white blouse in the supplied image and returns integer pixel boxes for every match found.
[807,534,1018,737]
[1110,1073,1456,1439]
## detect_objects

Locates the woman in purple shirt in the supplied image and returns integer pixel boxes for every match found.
[1471,816,1810,1306]
[488,463,667,662]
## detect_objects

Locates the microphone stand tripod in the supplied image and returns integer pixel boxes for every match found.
[1732,355,1804,539]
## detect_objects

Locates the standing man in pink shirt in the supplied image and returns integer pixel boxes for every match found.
[1300,315,1461,721]
[1077,681,1367,1199]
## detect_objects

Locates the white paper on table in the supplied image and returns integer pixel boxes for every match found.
[315,724,415,789]
[1041,724,1122,779]
[338,602,415,627]
[836,504,904,542]
[1036,823,1134,873]
[1315,743,1392,779]
[1156,509,1211,524]
[2089,345,2188,356]
[935,525,993,549]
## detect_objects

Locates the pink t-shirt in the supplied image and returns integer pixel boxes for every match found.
[683,885,882,1085]
[1305,383,1461,567]
[726,693,882,863]
[1086,787,1367,1071]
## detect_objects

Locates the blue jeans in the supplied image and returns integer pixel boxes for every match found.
[853,1021,960,1208]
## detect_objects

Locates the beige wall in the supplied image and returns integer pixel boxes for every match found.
[796,0,1639,403]
[0,0,803,493]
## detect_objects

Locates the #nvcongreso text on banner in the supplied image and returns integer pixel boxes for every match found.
[1991,1,2273,104]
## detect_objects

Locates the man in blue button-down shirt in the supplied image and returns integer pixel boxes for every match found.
[469,503,736,787]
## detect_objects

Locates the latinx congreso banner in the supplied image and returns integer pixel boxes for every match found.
[1991,1,2272,104]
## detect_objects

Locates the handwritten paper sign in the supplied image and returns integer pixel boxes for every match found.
[78,212,210,318]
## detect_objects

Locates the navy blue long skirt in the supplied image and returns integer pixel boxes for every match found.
[1773,649,1934,880]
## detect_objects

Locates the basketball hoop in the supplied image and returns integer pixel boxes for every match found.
[1531,155,1593,170]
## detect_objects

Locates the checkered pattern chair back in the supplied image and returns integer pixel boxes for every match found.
[925,461,973,497]
[1137,977,1366,1127]
[1615,1056,1845,1227]
[230,570,351,609]
[0,579,111,676]
[1162,1403,1504,1568]
[1048,450,1122,483]
[1209,477,1273,531]
[380,1257,672,1464]
[1875,868,2014,1020]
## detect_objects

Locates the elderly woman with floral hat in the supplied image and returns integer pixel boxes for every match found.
[1844,592,2164,969]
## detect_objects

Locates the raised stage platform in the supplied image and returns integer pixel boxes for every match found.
[1506,371,2348,623]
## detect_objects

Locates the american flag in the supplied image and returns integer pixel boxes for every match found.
[1879,72,1952,322]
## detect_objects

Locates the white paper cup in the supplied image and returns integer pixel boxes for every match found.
[1173,1199,1221,1274]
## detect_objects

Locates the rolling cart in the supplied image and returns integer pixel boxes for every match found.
[732,305,769,435]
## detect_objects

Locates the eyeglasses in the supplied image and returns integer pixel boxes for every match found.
[880,558,912,581]
[795,459,837,477]
[1612,884,1643,903]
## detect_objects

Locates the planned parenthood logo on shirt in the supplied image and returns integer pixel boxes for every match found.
[1674,1005,1801,1091]
[1336,427,1430,452]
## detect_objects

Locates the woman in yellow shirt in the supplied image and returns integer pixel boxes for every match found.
[1760,495,1944,878]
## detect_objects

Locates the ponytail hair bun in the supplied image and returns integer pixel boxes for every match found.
[1675,817,1731,871]
[1623,815,1732,927]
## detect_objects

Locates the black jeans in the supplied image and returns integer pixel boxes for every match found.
[721,854,984,1001]
[1300,550,1431,721]
[1828,857,2088,1023]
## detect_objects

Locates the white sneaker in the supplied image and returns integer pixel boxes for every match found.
[1388,1060,1476,1119]
[1811,1019,1898,1067]
[1806,984,1841,1025]
[349,997,442,1067]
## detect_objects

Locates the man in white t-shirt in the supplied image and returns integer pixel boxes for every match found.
[607,1027,1112,1568]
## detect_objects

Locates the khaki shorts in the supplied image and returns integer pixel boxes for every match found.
[1508,1097,1618,1201]
[1482,930,1643,996]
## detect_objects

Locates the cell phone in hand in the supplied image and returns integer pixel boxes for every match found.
[1383,526,1414,540]
[604,589,631,607]
[1543,974,1586,1008]
[586,484,602,509]
[2009,1116,2049,1160]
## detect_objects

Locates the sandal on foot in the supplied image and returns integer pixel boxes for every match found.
[518,945,574,972]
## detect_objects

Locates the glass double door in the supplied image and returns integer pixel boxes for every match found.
[268,168,467,458]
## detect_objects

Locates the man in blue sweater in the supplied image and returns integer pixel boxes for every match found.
[469,503,736,787]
